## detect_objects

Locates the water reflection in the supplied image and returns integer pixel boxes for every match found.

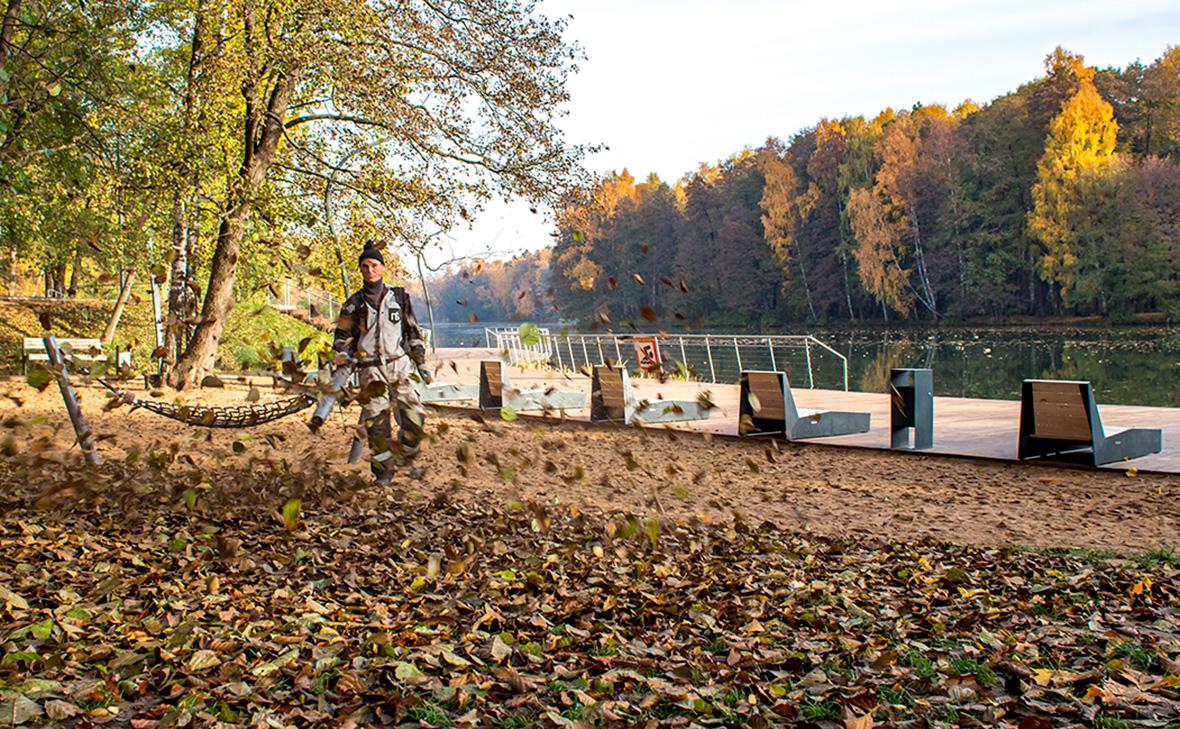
[835,329,1180,406]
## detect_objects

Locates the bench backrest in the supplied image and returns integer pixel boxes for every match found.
[24,337,104,354]
[479,360,515,409]
[1028,380,1097,440]
[739,370,800,435]
[591,364,632,422]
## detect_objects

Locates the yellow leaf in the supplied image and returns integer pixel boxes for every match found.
[1125,466,1138,477]
[1150,675,1180,690]
[1130,577,1152,596]
[1034,668,1054,687]
[1082,685,1106,703]
[957,587,987,600]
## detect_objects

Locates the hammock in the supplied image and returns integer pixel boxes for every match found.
[97,379,315,428]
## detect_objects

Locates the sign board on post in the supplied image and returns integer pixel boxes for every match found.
[632,336,662,372]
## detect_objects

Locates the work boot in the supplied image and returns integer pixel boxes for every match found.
[374,465,395,486]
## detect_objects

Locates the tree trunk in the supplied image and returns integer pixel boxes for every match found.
[907,203,937,317]
[795,255,816,322]
[67,247,81,298]
[165,197,190,367]
[840,253,855,321]
[172,64,296,389]
[164,5,205,371]
[0,0,21,103]
[101,271,135,344]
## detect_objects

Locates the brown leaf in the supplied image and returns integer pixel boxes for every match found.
[639,306,658,321]
[845,714,873,729]
[44,700,80,721]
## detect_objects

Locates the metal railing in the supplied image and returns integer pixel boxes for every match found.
[489,331,849,390]
[267,278,341,321]
[486,326,553,367]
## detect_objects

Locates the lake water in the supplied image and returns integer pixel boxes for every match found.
[426,322,1180,408]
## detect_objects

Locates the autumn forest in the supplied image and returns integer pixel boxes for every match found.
[430,47,1180,328]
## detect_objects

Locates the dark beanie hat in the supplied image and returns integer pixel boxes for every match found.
[358,240,384,266]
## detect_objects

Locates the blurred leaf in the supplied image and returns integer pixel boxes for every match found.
[517,322,541,347]
[282,499,301,531]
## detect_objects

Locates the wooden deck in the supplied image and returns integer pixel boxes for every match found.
[429,348,1180,474]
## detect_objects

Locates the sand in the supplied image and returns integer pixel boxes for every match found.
[2,375,1177,555]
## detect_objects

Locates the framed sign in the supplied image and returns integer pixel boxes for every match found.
[632,336,662,372]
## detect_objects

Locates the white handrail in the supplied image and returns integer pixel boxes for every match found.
[496,331,848,390]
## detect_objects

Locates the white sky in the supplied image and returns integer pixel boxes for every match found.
[422,0,1180,268]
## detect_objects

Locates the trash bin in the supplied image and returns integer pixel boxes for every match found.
[890,368,933,450]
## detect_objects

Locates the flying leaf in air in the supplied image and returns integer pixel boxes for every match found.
[518,323,542,347]
[282,499,301,531]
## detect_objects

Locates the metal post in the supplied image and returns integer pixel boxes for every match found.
[552,335,564,370]
[43,336,101,465]
[580,336,590,366]
[613,337,622,365]
[805,337,814,389]
[733,336,742,374]
[595,338,605,364]
[768,337,777,371]
[705,336,716,383]
[566,338,576,369]
[678,337,687,373]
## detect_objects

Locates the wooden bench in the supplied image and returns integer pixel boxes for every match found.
[739,370,870,440]
[1018,379,1162,466]
[23,337,108,374]
[478,360,584,413]
[590,365,709,425]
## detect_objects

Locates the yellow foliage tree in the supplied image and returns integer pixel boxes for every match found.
[1028,80,1120,301]
[759,152,819,319]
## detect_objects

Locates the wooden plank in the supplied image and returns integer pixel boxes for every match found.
[1031,381,1092,440]
[24,337,102,347]
[748,372,785,420]
[484,361,502,398]
[597,367,626,407]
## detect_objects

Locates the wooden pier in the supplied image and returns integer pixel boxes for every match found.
[430,348,1180,474]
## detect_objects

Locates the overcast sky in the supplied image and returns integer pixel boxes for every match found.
[422,0,1179,268]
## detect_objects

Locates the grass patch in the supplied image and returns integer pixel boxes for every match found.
[0,295,325,377]
[407,703,454,727]
[1109,642,1154,672]
[905,647,936,679]
[948,657,997,686]
[800,700,841,720]
[1133,549,1180,568]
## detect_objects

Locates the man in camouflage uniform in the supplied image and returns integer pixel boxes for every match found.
[333,241,429,483]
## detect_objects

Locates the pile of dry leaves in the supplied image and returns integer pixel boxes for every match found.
[0,424,1177,729]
